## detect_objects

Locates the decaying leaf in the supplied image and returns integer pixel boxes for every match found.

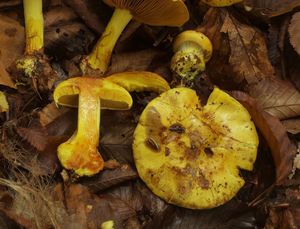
[231,91,297,185]
[107,49,163,75]
[0,15,24,69]
[288,12,300,56]
[16,127,48,152]
[282,118,300,134]
[38,102,69,127]
[0,61,15,88]
[243,0,300,17]
[220,11,275,84]
[247,78,300,120]
[61,184,137,228]
[81,165,138,193]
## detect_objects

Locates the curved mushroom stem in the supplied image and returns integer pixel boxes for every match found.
[23,0,43,54]
[82,8,133,75]
[171,41,206,81]
[57,88,104,176]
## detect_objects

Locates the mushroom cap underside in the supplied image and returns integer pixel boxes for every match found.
[54,77,133,110]
[104,0,189,26]
[173,30,213,62]
[133,87,259,209]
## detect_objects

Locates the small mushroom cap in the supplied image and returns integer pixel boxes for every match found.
[201,0,243,7]
[133,87,258,209]
[54,77,133,110]
[173,30,213,62]
[104,0,189,26]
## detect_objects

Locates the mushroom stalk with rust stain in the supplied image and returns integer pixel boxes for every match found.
[133,87,259,209]
[54,71,170,176]
[81,0,190,75]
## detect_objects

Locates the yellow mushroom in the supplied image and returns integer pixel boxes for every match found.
[133,87,258,209]
[81,0,189,75]
[16,0,43,77]
[54,71,170,176]
[171,30,213,82]
[201,0,243,7]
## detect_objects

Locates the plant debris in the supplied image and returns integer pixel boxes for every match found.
[0,0,299,228]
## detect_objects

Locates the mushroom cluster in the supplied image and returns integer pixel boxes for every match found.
[133,87,259,209]
[81,0,189,75]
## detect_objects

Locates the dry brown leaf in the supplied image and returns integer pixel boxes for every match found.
[288,12,300,56]
[16,127,49,152]
[231,91,297,185]
[0,14,24,68]
[220,11,275,84]
[282,118,300,134]
[244,0,300,17]
[61,184,136,228]
[107,49,163,75]
[81,165,138,193]
[38,102,69,127]
[0,61,15,88]
[248,78,300,120]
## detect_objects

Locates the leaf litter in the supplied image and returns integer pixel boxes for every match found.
[0,0,299,228]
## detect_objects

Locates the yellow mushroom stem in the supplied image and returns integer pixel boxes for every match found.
[57,88,104,176]
[171,41,206,81]
[83,8,133,74]
[201,0,243,7]
[23,0,44,54]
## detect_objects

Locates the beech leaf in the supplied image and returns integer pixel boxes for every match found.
[220,11,275,84]
[231,91,297,185]
[81,165,138,193]
[16,127,49,152]
[244,0,300,17]
[282,119,300,134]
[288,12,300,56]
[38,102,69,127]
[248,78,300,120]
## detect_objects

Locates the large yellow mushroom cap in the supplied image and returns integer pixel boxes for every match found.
[133,87,258,209]
[103,0,189,26]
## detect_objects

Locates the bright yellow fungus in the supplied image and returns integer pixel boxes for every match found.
[133,87,258,209]
[81,0,189,75]
[171,30,213,81]
[54,71,170,176]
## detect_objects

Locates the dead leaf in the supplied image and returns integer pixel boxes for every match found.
[243,0,300,17]
[63,0,106,35]
[38,102,69,127]
[198,8,275,88]
[44,6,77,28]
[100,110,136,164]
[247,78,300,120]
[80,165,138,193]
[107,49,163,75]
[62,184,137,228]
[0,61,15,88]
[288,12,300,56]
[231,91,297,185]
[0,14,24,68]
[16,127,48,152]
[282,118,300,134]
[220,11,275,84]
